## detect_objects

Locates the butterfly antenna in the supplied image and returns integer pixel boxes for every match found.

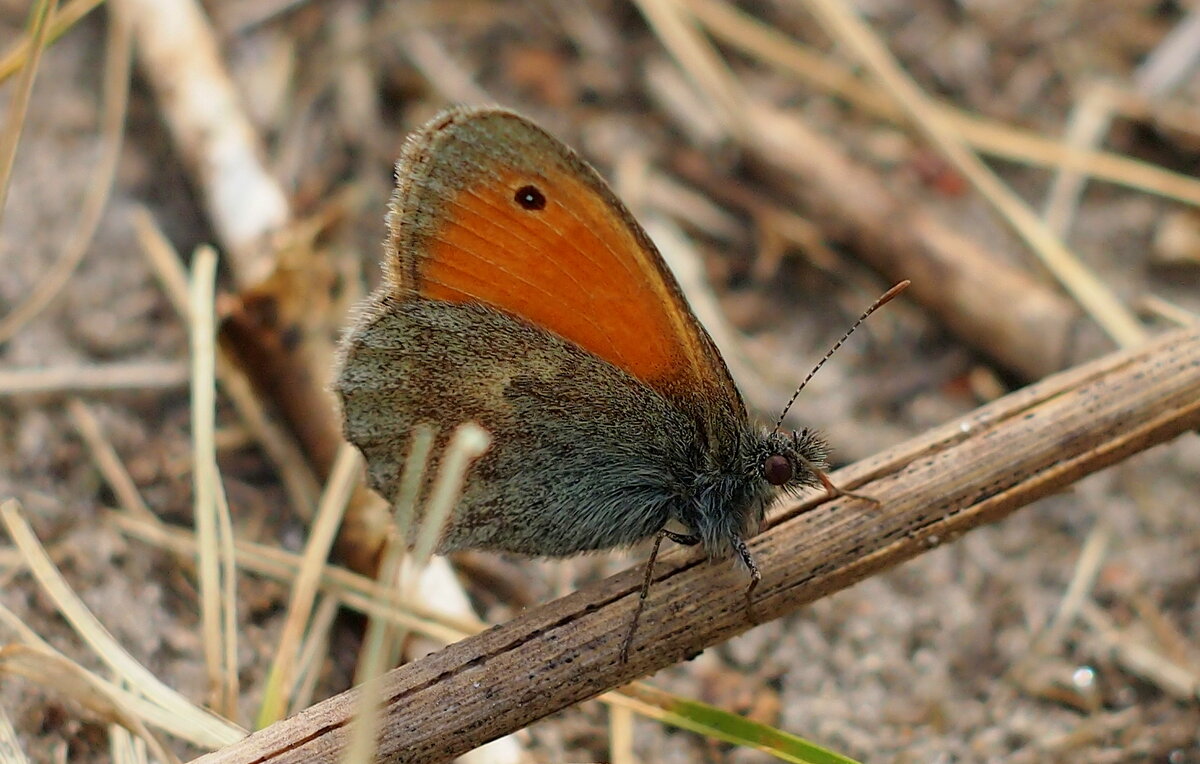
[774,280,911,431]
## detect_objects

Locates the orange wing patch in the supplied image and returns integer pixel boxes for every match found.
[387,107,741,417]
[422,166,687,388]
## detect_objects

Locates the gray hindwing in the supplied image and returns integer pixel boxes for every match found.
[335,296,697,555]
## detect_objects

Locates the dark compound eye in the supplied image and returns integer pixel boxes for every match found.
[514,185,546,210]
[763,454,793,486]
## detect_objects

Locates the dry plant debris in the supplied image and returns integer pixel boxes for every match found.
[0,1,1197,762]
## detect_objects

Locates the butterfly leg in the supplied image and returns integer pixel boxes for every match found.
[620,529,701,663]
[662,530,701,546]
[732,535,762,624]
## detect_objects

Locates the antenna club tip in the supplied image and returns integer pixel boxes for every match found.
[882,280,911,303]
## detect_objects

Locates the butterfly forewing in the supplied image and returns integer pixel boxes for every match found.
[385,107,742,419]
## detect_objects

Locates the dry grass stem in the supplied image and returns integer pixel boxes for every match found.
[0,0,53,228]
[686,0,1200,209]
[1034,84,1118,702]
[0,705,29,764]
[409,425,492,564]
[131,207,193,316]
[0,1,130,344]
[107,722,144,764]
[189,246,241,718]
[609,705,636,764]
[746,104,1081,380]
[0,362,190,395]
[642,170,743,242]
[193,328,1200,763]
[1131,594,1198,669]
[1140,295,1200,327]
[0,0,103,82]
[1040,86,1115,237]
[633,0,748,141]
[383,425,436,553]
[288,595,342,716]
[0,644,179,764]
[256,443,361,727]
[367,425,437,674]
[344,423,492,764]
[1081,603,1200,701]
[802,0,1145,349]
[399,29,493,105]
[1035,519,1112,657]
[66,399,155,521]
[134,207,321,518]
[1133,6,1200,96]
[0,501,245,749]
[107,513,482,643]
[637,1,1091,380]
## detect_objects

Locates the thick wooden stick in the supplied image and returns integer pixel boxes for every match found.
[193,328,1200,764]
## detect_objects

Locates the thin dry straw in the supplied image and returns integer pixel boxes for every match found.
[1026,519,1112,659]
[134,207,321,519]
[0,362,190,396]
[1080,603,1200,701]
[802,0,1146,349]
[609,705,636,764]
[189,245,240,717]
[109,513,479,642]
[343,423,491,764]
[0,644,179,764]
[0,1,132,344]
[0,0,53,222]
[67,399,156,521]
[1033,85,1118,703]
[0,705,29,764]
[685,0,1200,209]
[380,424,436,669]
[0,611,229,748]
[0,0,104,82]
[387,424,436,554]
[359,425,438,673]
[106,503,819,759]
[399,29,493,105]
[1141,295,1200,327]
[634,0,748,142]
[257,443,362,728]
[409,424,493,565]
[108,722,147,764]
[289,595,342,715]
[1041,86,1116,237]
[0,500,245,748]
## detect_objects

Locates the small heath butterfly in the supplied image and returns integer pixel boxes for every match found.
[335,106,905,660]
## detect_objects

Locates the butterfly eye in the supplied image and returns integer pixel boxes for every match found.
[763,454,793,486]
[514,185,546,211]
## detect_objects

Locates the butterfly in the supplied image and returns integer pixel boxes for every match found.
[334,106,899,660]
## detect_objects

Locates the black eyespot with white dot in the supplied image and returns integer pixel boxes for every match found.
[514,185,546,211]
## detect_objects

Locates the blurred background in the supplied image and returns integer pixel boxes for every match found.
[0,1,1197,761]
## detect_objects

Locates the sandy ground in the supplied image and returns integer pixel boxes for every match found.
[0,1,1197,761]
